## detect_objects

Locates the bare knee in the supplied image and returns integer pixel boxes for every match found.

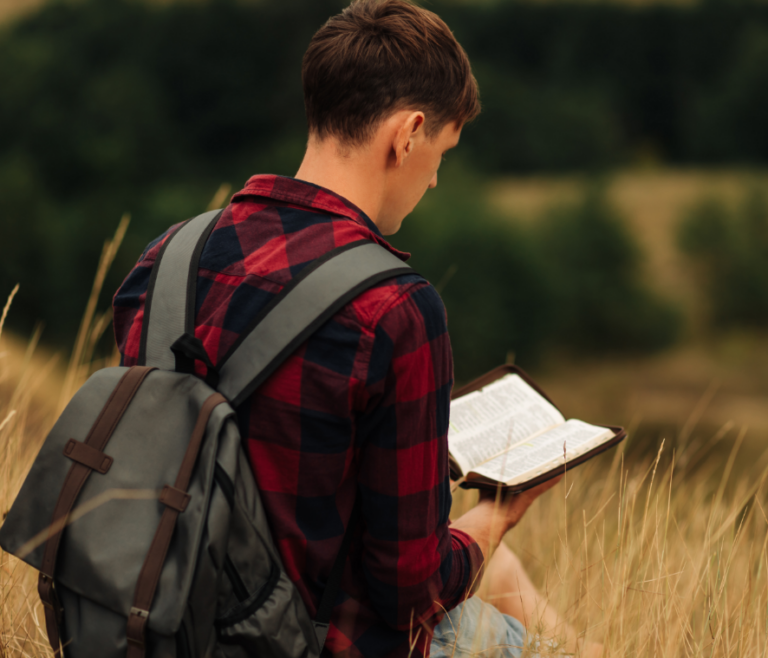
[480,542,529,601]
[486,542,525,587]
[491,541,522,570]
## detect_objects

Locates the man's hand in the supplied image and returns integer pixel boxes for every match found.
[451,475,563,562]
[478,475,563,530]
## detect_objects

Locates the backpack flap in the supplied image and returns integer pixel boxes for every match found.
[0,366,237,637]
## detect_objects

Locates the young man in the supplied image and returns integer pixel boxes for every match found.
[114,1,597,656]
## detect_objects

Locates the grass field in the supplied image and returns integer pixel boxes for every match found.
[3,292,768,656]
[3,169,768,655]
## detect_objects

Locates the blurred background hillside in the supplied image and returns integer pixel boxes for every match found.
[2,0,768,468]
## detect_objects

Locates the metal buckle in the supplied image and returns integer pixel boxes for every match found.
[127,608,150,649]
[38,575,54,604]
[38,575,63,624]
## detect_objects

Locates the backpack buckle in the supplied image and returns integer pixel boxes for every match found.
[38,573,65,656]
[38,574,63,624]
[313,621,330,647]
[127,607,150,655]
[159,485,191,513]
[170,333,219,388]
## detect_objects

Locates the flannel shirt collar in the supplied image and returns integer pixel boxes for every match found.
[234,174,410,261]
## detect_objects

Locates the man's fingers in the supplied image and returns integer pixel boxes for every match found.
[507,475,563,511]
[477,474,564,510]
[528,474,563,497]
[504,475,563,502]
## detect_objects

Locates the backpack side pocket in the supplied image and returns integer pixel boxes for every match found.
[213,453,319,657]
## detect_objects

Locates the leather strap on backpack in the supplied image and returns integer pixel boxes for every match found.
[126,392,227,658]
[39,366,155,658]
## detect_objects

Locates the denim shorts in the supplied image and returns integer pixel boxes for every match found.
[430,596,530,657]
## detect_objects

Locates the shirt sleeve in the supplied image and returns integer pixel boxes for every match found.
[355,277,484,632]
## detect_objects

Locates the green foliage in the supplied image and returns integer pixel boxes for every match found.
[679,190,768,327]
[390,164,558,380]
[0,0,765,348]
[0,0,342,341]
[536,188,680,352]
[392,169,679,381]
[462,65,621,172]
[686,27,768,163]
[443,3,768,170]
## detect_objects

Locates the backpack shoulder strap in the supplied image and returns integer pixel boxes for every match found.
[139,209,222,368]
[140,211,413,407]
[216,239,412,405]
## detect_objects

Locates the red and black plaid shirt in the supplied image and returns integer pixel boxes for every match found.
[113,175,483,657]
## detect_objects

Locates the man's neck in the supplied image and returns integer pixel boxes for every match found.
[295,135,387,228]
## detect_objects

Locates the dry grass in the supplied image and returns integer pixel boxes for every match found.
[1,317,61,657]
[447,425,768,656]
[4,303,768,658]
[3,186,768,655]
[5,344,768,658]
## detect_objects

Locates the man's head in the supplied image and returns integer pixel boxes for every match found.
[303,0,480,146]
[298,0,480,234]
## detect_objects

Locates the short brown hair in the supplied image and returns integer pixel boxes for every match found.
[302,0,480,145]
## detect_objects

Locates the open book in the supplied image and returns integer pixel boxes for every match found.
[449,365,626,492]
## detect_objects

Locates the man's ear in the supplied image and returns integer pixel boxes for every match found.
[393,111,426,168]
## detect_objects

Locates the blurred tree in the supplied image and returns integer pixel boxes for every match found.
[0,0,345,342]
[392,170,679,381]
[390,163,558,381]
[679,190,768,327]
[463,64,621,172]
[535,187,680,353]
[686,26,768,163]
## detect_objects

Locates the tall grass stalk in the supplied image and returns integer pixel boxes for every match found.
[58,213,129,411]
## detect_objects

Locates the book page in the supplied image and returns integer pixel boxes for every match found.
[448,374,565,475]
[471,419,613,485]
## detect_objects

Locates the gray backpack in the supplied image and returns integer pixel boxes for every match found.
[0,210,412,658]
